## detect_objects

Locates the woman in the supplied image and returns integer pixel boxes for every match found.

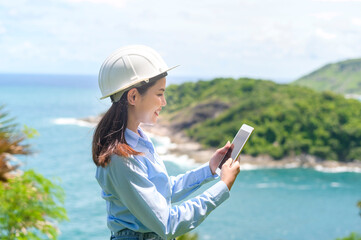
[93,45,241,240]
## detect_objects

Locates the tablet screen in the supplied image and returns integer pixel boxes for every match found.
[231,129,249,160]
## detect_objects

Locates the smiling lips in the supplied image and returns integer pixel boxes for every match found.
[155,109,161,116]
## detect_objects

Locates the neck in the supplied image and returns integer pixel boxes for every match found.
[127,108,141,136]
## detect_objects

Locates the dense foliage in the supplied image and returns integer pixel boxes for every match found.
[0,170,67,240]
[293,58,361,95]
[335,232,361,240]
[176,232,199,240]
[0,105,67,239]
[164,78,361,161]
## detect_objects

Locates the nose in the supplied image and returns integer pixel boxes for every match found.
[161,95,167,107]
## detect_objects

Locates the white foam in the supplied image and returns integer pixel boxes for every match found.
[284,162,299,168]
[239,163,260,170]
[146,132,198,169]
[330,182,341,187]
[160,153,200,169]
[255,182,311,190]
[255,182,282,189]
[155,146,169,155]
[148,133,177,154]
[53,118,96,128]
[314,165,361,173]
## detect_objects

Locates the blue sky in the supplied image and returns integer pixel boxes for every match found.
[1,0,361,82]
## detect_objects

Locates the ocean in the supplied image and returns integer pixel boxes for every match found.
[0,74,360,240]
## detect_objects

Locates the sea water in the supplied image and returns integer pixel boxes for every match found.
[0,74,360,240]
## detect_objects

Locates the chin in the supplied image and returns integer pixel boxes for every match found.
[141,115,158,125]
[142,119,157,126]
[142,121,156,126]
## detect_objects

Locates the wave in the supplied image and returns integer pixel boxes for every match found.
[53,118,96,128]
[149,134,177,155]
[160,153,200,169]
[330,182,341,187]
[147,133,199,169]
[239,163,261,170]
[255,182,312,190]
[254,182,342,190]
[314,165,361,173]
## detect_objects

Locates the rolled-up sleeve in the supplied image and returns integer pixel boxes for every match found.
[169,162,219,203]
[105,156,229,240]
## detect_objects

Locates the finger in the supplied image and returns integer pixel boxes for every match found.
[231,161,240,170]
[232,160,240,167]
[219,143,231,155]
[223,158,233,167]
[222,141,231,150]
[224,146,233,158]
[217,141,230,151]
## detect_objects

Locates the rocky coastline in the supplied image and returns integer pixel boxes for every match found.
[83,115,361,172]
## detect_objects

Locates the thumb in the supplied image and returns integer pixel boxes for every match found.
[223,141,230,148]
[223,158,233,167]
[218,141,231,154]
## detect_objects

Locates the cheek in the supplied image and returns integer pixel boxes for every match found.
[137,100,155,118]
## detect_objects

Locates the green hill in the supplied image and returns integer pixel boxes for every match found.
[163,77,361,162]
[293,58,361,94]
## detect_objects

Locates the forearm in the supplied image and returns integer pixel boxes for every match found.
[151,181,230,239]
[170,162,218,202]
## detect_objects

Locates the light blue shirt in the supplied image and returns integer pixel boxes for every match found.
[95,127,230,240]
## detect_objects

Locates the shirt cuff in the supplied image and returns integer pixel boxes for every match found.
[205,180,230,205]
[200,162,219,180]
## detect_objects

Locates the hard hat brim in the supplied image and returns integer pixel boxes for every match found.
[99,65,180,100]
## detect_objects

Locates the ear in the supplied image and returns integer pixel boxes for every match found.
[127,88,139,106]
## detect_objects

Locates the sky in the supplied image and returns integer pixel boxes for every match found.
[0,0,361,82]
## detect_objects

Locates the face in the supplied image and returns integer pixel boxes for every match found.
[133,77,167,125]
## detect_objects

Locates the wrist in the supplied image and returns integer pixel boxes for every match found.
[209,163,215,175]
[221,180,231,190]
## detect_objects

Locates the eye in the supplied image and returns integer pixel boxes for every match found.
[157,93,164,97]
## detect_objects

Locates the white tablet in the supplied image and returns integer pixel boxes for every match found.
[215,124,254,175]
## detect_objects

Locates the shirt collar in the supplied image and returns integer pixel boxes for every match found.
[125,128,141,149]
[125,127,155,154]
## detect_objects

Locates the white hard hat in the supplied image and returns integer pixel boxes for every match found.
[98,45,178,101]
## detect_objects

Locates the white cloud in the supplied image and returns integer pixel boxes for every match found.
[315,28,337,40]
[0,22,6,34]
[7,41,40,60]
[352,17,361,26]
[314,0,361,2]
[8,9,18,17]
[65,0,127,8]
[1,0,361,79]
[313,12,340,20]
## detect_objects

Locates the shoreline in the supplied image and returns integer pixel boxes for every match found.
[82,115,361,173]
[140,118,361,173]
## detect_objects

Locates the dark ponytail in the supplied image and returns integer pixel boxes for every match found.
[92,92,142,167]
[92,74,164,167]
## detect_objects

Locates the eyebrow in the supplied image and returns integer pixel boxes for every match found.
[159,88,165,92]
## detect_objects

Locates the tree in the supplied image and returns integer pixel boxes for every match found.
[0,105,68,240]
[335,232,361,240]
[176,232,199,240]
[334,201,361,240]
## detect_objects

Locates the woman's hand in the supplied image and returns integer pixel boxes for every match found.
[209,141,234,175]
[221,158,241,190]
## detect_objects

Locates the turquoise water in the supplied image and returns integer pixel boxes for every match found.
[0,74,360,240]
